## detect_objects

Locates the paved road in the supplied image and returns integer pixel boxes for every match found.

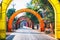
[6,27,56,40]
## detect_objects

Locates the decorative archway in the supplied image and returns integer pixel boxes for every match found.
[2,0,60,39]
[15,16,33,29]
[8,8,45,32]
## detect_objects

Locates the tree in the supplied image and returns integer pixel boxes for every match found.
[26,0,40,24]
[26,0,55,25]
[7,8,15,19]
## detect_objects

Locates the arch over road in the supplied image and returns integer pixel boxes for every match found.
[8,8,45,32]
[2,0,60,39]
[16,16,33,28]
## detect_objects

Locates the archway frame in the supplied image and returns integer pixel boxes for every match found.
[2,0,60,39]
[8,8,44,32]
[16,16,33,28]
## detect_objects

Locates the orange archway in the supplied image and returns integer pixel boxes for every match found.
[8,8,45,32]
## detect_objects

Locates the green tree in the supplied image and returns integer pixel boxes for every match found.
[7,8,15,19]
[7,8,17,24]
[26,0,55,24]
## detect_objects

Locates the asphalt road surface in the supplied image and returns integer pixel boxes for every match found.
[6,26,56,40]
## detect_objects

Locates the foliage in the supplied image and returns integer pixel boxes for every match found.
[7,8,15,19]
[26,0,55,24]
[7,8,17,22]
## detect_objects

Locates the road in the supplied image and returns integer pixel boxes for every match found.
[6,26,56,40]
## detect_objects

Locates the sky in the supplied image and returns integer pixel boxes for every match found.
[7,0,31,18]
[0,0,2,3]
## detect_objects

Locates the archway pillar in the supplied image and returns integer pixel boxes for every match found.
[48,0,60,39]
[1,0,12,39]
[40,20,45,32]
